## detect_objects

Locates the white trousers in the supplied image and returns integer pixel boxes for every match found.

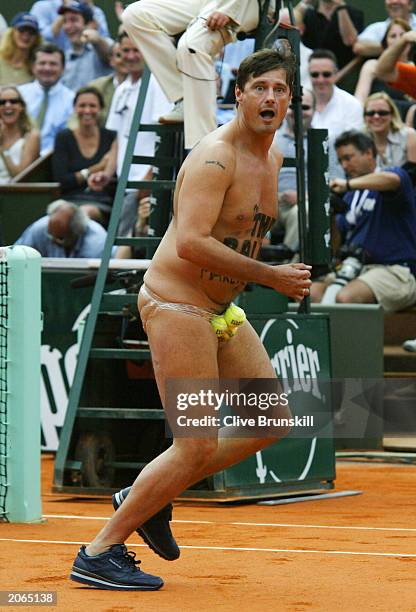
[122,0,258,148]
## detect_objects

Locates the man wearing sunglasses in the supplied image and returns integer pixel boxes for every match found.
[308,49,363,176]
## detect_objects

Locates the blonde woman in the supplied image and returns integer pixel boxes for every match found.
[0,86,40,183]
[355,18,412,105]
[364,91,416,169]
[0,13,42,86]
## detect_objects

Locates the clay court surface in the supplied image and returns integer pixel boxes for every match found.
[1,454,415,611]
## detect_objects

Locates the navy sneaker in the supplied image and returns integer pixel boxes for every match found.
[70,544,163,590]
[112,487,180,561]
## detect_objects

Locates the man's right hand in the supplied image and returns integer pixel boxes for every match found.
[206,11,233,31]
[88,171,110,192]
[272,263,312,302]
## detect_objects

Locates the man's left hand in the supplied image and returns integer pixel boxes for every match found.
[206,11,232,30]
[330,178,348,193]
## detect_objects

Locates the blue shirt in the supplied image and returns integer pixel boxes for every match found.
[30,0,110,52]
[18,80,75,154]
[337,167,416,274]
[16,215,108,258]
[62,43,112,91]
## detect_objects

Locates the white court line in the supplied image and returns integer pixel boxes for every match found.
[0,537,415,558]
[44,514,212,524]
[42,514,416,533]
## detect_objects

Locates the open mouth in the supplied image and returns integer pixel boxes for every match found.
[260,109,276,120]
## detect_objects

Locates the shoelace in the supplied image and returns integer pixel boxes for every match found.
[122,548,142,572]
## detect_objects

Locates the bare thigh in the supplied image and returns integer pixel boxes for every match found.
[217,320,276,379]
[142,303,219,407]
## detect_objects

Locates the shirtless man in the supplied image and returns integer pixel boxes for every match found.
[70,48,312,591]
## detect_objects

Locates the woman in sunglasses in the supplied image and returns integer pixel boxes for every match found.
[363,91,416,169]
[355,18,412,105]
[0,86,40,184]
[0,13,42,86]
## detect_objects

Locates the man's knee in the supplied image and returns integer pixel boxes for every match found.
[174,438,218,470]
[122,3,152,31]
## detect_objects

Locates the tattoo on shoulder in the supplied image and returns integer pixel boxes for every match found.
[205,160,226,170]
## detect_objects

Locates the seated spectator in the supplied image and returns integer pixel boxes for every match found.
[375,28,416,99]
[309,49,363,176]
[364,92,416,168]
[311,130,416,313]
[31,0,110,53]
[0,13,42,86]
[52,86,116,226]
[59,1,112,92]
[18,43,74,155]
[0,86,40,183]
[270,89,316,253]
[354,0,416,58]
[87,32,171,236]
[15,199,109,257]
[87,41,128,124]
[294,0,364,69]
[355,18,413,105]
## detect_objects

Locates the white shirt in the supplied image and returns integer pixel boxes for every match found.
[312,86,363,138]
[358,14,416,42]
[312,86,363,178]
[106,74,172,184]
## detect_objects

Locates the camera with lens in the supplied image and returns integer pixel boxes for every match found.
[321,244,364,304]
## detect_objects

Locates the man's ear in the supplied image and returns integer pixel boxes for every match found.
[235,84,243,104]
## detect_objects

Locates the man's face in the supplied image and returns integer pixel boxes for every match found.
[336,144,375,178]
[47,209,77,249]
[62,11,85,43]
[309,58,336,97]
[286,90,315,132]
[385,0,413,20]
[33,51,64,87]
[235,68,291,134]
[110,42,128,77]
[119,36,144,75]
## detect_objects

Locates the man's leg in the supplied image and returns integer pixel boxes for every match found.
[194,320,291,477]
[336,278,377,305]
[122,0,199,103]
[87,307,221,555]
[175,14,233,147]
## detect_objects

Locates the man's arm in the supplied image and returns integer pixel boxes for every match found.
[353,23,384,57]
[82,28,113,61]
[375,30,416,82]
[175,143,311,301]
[330,171,401,194]
[334,2,360,47]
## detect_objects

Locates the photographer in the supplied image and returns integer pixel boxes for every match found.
[311,130,416,312]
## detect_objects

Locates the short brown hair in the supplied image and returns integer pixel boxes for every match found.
[236,47,296,96]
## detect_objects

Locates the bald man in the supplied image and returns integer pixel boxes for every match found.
[15,199,108,258]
